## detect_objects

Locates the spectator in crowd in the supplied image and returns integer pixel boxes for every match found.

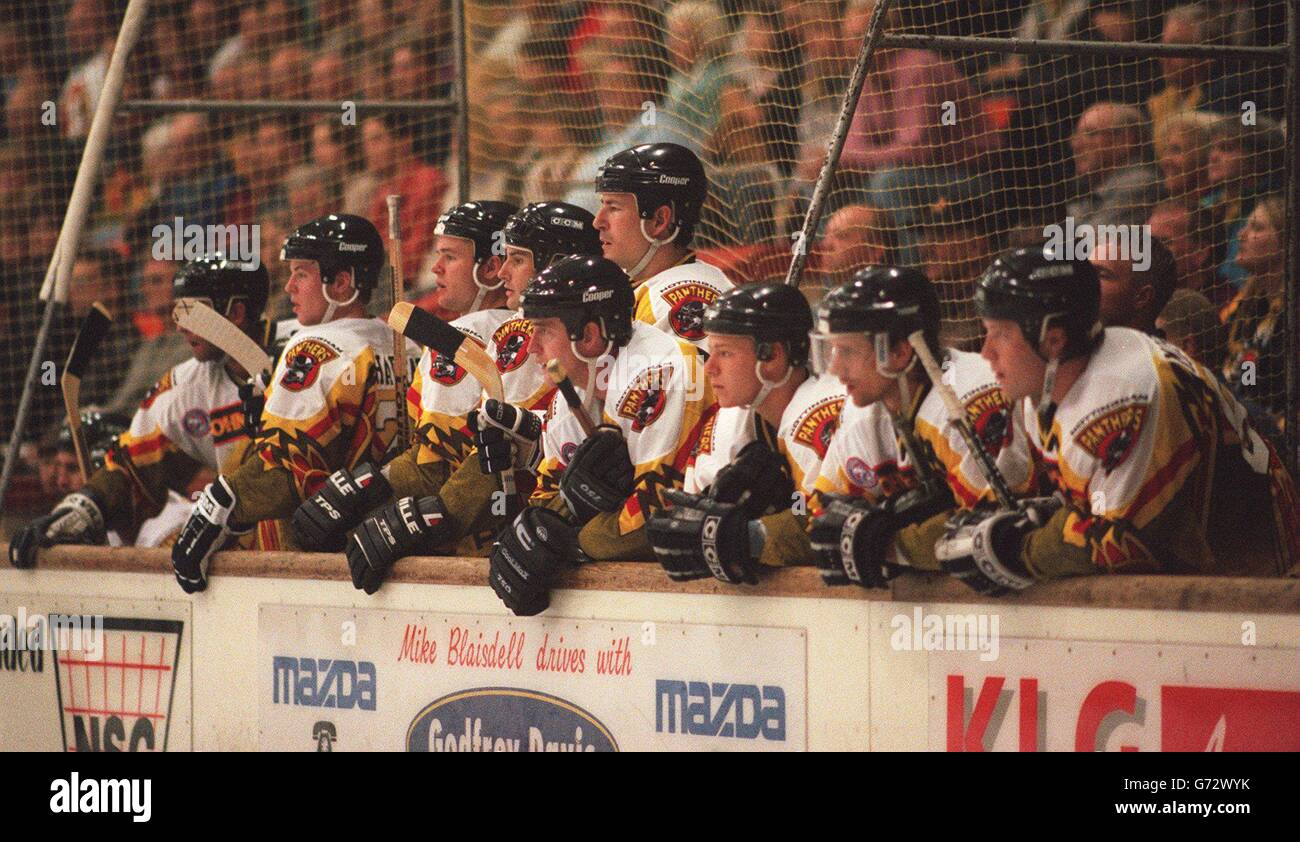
[187,0,226,66]
[919,188,1003,350]
[1091,227,1179,334]
[310,49,354,102]
[518,110,585,206]
[318,0,362,54]
[138,114,254,243]
[705,82,787,247]
[564,53,674,212]
[208,0,259,81]
[1147,199,1225,304]
[1154,109,1217,207]
[982,0,1091,88]
[106,257,191,414]
[268,43,311,101]
[388,35,455,162]
[5,67,80,205]
[285,163,341,227]
[1146,4,1243,137]
[365,113,449,281]
[257,209,293,321]
[727,2,802,176]
[1157,288,1226,370]
[1202,115,1284,288]
[1066,102,1162,226]
[59,0,116,140]
[0,22,22,114]
[815,204,891,288]
[656,0,733,157]
[230,117,297,219]
[1220,194,1286,426]
[799,0,1001,261]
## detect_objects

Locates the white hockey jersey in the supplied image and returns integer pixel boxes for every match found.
[533,322,716,542]
[1018,327,1297,575]
[633,258,734,351]
[686,374,846,496]
[231,316,420,510]
[814,348,1035,510]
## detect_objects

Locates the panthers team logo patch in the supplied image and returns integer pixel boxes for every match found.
[493,318,534,373]
[963,386,1012,457]
[280,339,340,392]
[1074,402,1148,473]
[793,396,844,459]
[662,281,717,340]
[140,371,174,410]
[617,366,673,432]
[430,352,467,386]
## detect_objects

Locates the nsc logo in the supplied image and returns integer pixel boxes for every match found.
[406,687,618,752]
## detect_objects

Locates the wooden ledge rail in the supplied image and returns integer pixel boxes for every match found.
[4,543,1300,614]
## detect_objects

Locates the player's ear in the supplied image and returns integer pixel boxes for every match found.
[577,320,605,355]
[481,255,504,281]
[1040,325,1068,359]
[329,268,356,298]
[890,337,913,370]
[648,204,675,240]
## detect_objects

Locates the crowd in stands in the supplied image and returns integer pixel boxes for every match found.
[0,0,1293,516]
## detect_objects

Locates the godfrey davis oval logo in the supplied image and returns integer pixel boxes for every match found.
[406,687,618,752]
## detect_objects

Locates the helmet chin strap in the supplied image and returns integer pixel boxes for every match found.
[321,280,359,324]
[626,218,679,280]
[468,261,505,312]
[1037,356,1060,432]
[875,333,919,413]
[571,328,614,419]
[746,359,793,423]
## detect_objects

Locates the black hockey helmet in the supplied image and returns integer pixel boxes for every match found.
[56,410,131,471]
[280,213,386,289]
[521,255,636,347]
[815,265,941,350]
[596,143,708,245]
[974,244,1101,360]
[703,283,812,367]
[434,200,518,263]
[502,201,601,271]
[173,253,270,320]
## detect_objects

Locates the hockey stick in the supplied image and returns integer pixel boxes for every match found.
[172,299,272,380]
[387,194,413,446]
[907,331,1019,509]
[388,303,503,400]
[546,360,598,437]
[783,0,894,289]
[62,302,113,482]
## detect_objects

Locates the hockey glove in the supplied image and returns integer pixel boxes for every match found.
[647,488,762,585]
[171,477,251,593]
[9,490,108,569]
[291,463,392,551]
[488,506,579,616]
[934,497,1061,596]
[346,495,453,594]
[469,399,542,475]
[559,425,635,525]
[710,440,796,518]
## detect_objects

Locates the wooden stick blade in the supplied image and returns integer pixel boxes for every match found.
[64,302,113,380]
[389,303,504,400]
[173,299,273,377]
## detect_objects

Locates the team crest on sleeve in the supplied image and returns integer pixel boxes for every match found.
[182,408,210,437]
[1074,402,1148,473]
[560,441,578,464]
[661,281,717,340]
[280,339,341,392]
[963,386,1013,456]
[793,396,844,459]
[845,457,877,490]
[140,371,174,410]
[492,317,534,373]
[430,352,467,386]
[617,365,673,432]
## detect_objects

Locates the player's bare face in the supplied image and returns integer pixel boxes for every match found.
[703,334,762,408]
[530,317,585,382]
[981,318,1045,402]
[594,193,646,271]
[431,234,479,313]
[500,246,536,310]
[285,259,328,325]
[177,325,223,362]
[826,334,888,407]
[1091,250,1136,327]
[53,451,83,495]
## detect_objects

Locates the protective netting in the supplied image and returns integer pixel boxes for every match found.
[0,0,1293,522]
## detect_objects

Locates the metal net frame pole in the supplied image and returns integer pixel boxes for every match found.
[0,0,151,512]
